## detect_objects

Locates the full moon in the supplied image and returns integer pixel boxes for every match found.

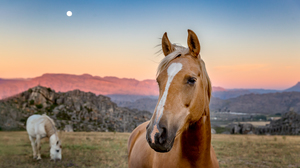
[66,11,72,17]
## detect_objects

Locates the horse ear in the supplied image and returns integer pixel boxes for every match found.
[162,32,174,56]
[187,29,200,58]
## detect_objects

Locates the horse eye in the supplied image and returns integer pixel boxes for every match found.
[187,77,196,85]
[56,149,60,153]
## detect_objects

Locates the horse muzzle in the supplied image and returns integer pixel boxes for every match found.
[146,123,176,153]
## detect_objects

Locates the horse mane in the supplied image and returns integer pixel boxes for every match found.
[42,114,57,138]
[157,45,189,76]
[157,44,212,100]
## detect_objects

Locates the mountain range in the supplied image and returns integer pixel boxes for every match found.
[0,73,299,100]
[0,73,158,99]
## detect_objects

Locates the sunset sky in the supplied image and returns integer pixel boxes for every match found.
[1,0,300,89]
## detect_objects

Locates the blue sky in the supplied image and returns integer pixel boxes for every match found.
[1,0,300,89]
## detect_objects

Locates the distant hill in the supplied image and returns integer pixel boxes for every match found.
[211,82,300,99]
[212,87,227,92]
[212,89,279,99]
[0,73,159,99]
[113,92,300,114]
[0,73,236,100]
[0,86,151,131]
[114,98,158,113]
[285,82,300,92]
[1,73,299,101]
[107,94,158,102]
[210,92,300,114]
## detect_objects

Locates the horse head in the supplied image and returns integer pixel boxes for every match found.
[50,138,62,161]
[146,30,211,152]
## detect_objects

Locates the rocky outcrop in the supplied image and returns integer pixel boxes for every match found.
[255,111,300,135]
[230,123,255,134]
[0,86,152,132]
[230,111,300,135]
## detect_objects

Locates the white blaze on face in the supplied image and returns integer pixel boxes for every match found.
[150,63,182,143]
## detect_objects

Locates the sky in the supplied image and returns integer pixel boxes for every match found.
[0,0,300,89]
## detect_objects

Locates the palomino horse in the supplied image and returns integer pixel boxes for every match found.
[26,114,62,160]
[128,30,219,168]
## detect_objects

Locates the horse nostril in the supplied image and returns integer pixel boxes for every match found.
[159,136,165,144]
[155,126,167,145]
[56,150,59,153]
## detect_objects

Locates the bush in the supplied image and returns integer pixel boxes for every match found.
[29,100,34,105]
[56,111,71,120]
[34,111,44,115]
[46,104,57,112]
[36,104,43,109]
[214,127,230,134]
[28,88,33,93]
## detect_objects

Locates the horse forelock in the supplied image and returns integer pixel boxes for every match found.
[157,44,212,100]
[157,44,189,76]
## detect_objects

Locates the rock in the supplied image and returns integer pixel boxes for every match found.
[255,111,300,135]
[211,128,216,134]
[64,125,73,132]
[0,86,152,132]
[231,123,254,134]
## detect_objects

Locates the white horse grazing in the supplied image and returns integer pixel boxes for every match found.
[26,114,62,160]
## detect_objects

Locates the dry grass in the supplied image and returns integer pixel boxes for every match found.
[0,132,128,168]
[212,134,300,168]
[232,121,270,126]
[0,132,300,168]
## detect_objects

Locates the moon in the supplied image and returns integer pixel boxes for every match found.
[66,11,72,17]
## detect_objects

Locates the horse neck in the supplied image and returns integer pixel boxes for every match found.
[49,134,58,146]
[44,118,56,138]
[180,113,212,165]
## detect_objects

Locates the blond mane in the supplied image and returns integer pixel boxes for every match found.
[42,114,57,137]
[157,44,212,100]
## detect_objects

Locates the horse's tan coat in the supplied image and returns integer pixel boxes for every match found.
[128,30,219,168]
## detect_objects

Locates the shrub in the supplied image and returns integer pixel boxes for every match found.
[29,100,34,105]
[36,104,43,109]
[56,111,71,120]
[46,104,57,112]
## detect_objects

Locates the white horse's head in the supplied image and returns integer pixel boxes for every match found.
[50,135,62,160]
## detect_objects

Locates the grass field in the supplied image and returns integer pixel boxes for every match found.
[0,132,300,168]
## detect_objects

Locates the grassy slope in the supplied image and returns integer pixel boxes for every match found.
[0,132,300,168]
